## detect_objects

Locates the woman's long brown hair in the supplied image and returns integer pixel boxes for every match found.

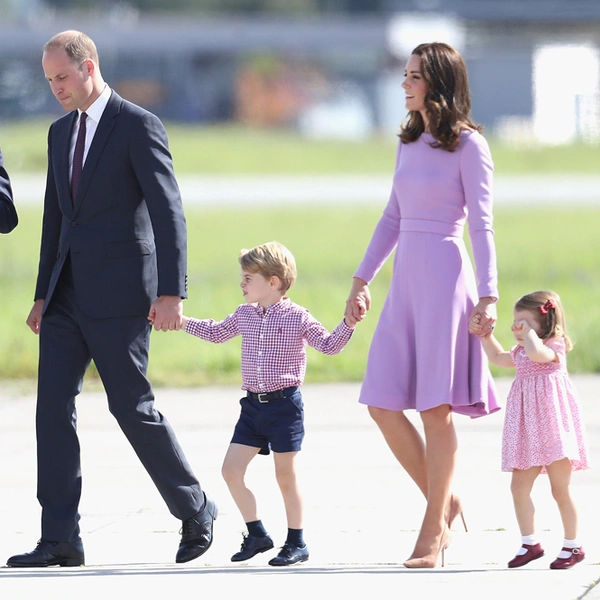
[399,42,482,152]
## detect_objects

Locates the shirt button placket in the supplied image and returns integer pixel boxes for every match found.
[257,313,265,390]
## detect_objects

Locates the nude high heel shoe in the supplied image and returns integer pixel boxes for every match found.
[447,493,468,532]
[403,527,450,569]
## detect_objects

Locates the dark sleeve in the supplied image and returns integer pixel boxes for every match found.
[0,149,18,234]
[129,112,187,298]
[34,127,62,301]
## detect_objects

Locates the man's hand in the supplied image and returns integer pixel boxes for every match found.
[148,295,183,331]
[26,299,45,334]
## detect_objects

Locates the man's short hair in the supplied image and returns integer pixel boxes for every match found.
[43,30,99,66]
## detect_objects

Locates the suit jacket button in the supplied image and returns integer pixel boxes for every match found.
[71,221,77,227]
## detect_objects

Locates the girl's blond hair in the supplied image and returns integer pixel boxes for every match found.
[515,290,573,352]
[238,241,297,293]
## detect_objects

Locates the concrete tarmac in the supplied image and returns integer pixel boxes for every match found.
[0,378,598,600]
[10,173,600,207]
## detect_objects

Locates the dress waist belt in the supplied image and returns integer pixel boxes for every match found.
[399,219,464,238]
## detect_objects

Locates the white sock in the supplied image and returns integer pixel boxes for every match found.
[517,535,538,555]
[558,538,579,559]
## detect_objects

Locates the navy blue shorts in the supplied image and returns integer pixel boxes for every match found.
[231,387,304,455]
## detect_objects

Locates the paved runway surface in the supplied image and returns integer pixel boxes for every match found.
[1,378,598,599]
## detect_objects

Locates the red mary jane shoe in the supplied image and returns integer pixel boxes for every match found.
[508,543,545,568]
[550,546,585,570]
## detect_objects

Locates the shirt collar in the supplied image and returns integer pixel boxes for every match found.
[78,84,111,123]
[253,297,291,315]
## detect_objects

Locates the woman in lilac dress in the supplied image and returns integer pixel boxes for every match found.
[345,42,500,568]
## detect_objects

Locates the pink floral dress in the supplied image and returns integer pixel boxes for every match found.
[501,337,589,472]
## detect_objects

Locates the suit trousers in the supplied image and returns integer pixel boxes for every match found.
[36,257,203,542]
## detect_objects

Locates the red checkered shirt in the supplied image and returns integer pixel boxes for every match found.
[184,297,354,393]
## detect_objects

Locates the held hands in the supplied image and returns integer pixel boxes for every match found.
[147,295,183,331]
[468,297,497,339]
[345,298,367,328]
[345,278,370,327]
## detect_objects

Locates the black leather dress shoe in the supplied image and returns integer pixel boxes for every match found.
[231,533,274,562]
[6,540,85,568]
[268,543,309,566]
[176,493,218,563]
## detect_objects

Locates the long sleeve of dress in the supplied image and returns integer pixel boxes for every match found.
[354,142,402,283]
[460,134,498,299]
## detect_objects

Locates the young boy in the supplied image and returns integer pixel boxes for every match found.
[180,241,359,566]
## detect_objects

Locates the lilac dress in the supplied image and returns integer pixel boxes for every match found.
[355,131,500,417]
[502,338,589,472]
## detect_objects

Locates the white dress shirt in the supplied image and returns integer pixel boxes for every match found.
[69,84,112,182]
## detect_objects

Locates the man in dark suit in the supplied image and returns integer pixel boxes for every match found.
[7,30,216,568]
[0,149,18,233]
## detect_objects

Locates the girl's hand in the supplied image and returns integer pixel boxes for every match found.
[514,319,556,362]
[511,319,531,335]
[511,320,522,335]
[469,313,482,335]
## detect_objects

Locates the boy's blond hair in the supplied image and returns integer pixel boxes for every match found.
[238,241,297,293]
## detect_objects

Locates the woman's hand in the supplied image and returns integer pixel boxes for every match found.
[468,297,497,338]
[345,277,370,326]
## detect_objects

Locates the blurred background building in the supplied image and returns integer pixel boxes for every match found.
[0,0,599,143]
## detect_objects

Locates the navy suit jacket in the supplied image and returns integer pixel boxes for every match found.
[0,149,18,234]
[35,91,188,319]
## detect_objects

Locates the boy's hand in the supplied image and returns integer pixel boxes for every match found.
[147,295,183,331]
[355,297,366,316]
[345,298,366,328]
[345,278,370,324]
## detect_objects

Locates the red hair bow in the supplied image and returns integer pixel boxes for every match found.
[539,299,556,315]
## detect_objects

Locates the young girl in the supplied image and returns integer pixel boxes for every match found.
[472,290,589,570]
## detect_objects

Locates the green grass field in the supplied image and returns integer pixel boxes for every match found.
[3,119,600,175]
[1,120,599,386]
[1,204,599,387]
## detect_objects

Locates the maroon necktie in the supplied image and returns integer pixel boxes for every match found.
[71,111,87,201]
